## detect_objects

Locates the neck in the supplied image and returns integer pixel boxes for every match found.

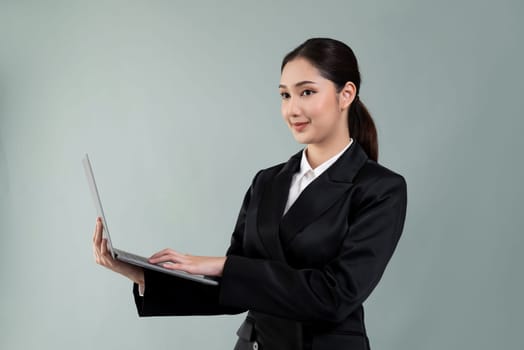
[305,133,351,169]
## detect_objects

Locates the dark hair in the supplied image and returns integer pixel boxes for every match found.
[280,38,378,161]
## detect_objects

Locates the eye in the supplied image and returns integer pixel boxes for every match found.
[280,92,290,100]
[301,89,315,96]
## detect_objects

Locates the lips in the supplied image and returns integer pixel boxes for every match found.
[292,121,309,131]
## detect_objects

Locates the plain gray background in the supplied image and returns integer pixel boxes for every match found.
[1,1,522,349]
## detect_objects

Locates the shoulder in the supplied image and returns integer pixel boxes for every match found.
[355,159,406,187]
[250,160,288,183]
[260,161,287,176]
[241,162,287,196]
[352,159,407,205]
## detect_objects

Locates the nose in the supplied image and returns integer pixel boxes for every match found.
[283,95,301,118]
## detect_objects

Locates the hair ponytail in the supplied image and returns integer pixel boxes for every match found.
[348,95,378,161]
[281,38,379,162]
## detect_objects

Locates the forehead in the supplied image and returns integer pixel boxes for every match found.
[280,58,324,86]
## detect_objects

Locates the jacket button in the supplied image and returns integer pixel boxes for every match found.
[252,341,258,350]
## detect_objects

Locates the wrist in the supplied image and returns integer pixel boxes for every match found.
[119,263,144,285]
[219,256,227,277]
[132,267,145,285]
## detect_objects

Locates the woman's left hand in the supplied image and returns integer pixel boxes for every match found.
[148,249,227,277]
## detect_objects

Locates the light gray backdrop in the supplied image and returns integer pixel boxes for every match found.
[1,1,522,349]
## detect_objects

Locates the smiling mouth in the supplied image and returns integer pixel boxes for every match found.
[292,121,309,131]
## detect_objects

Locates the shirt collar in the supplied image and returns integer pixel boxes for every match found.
[299,138,353,178]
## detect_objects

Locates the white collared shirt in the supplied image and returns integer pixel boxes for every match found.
[283,138,353,216]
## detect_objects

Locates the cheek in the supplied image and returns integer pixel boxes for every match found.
[308,97,335,122]
[311,98,340,121]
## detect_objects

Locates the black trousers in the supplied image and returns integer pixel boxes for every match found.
[233,310,310,350]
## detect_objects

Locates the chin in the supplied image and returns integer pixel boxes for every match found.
[292,135,312,144]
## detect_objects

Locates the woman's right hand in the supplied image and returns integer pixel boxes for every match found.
[92,217,145,286]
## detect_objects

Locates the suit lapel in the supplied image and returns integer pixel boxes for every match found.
[256,140,369,261]
[256,149,301,261]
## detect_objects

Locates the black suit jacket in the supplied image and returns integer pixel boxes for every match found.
[132,140,408,350]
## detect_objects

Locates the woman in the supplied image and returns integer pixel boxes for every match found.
[93,37,408,350]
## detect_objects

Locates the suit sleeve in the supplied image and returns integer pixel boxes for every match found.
[217,175,408,324]
[132,169,263,317]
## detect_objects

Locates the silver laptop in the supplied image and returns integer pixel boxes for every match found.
[82,153,219,286]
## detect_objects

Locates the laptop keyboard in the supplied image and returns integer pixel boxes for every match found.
[115,249,204,277]
[115,249,150,264]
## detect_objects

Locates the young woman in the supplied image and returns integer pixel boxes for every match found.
[92,37,408,350]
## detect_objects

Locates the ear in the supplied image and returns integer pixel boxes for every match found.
[338,81,357,111]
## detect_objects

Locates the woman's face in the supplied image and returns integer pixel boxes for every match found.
[279,57,351,146]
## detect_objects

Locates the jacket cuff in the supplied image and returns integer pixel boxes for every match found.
[218,254,258,309]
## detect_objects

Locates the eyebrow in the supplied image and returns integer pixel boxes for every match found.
[278,80,317,89]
